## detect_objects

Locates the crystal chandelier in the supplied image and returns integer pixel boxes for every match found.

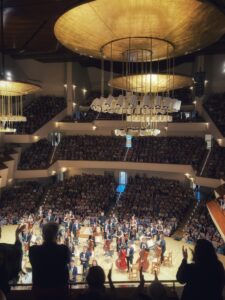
[0,0,40,132]
[90,37,191,136]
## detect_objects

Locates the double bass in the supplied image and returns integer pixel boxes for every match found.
[136,248,150,272]
[116,247,127,271]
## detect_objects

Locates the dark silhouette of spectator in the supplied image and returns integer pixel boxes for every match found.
[77,266,115,300]
[176,239,225,300]
[29,222,70,300]
[0,225,24,295]
[0,290,6,300]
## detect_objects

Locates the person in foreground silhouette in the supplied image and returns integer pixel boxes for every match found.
[77,265,116,300]
[133,268,169,300]
[176,239,225,300]
[29,222,70,300]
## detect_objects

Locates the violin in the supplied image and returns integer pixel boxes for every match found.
[136,248,149,272]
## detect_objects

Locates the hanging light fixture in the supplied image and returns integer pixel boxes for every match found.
[0,0,40,133]
[90,37,191,136]
[54,0,225,135]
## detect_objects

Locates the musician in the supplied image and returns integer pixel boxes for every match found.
[140,237,148,250]
[146,235,156,251]
[158,234,166,263]
[88,235,95,254]
[116,227,124,252]
[70,219,80,245]
[103,220,111,240]
[68,260,77,284]
[80,246,91,275]
[126,243,134,272]
[103,230,112,256]
[150,224,158,236]
[99,211,106,232]
[46,209,54,222]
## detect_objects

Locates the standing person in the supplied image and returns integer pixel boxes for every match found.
[158,234,166,263]
[176,239,225,300]
[68,260,77,285]
[126,243,134,272]
[29,222,71,300]
[80,246,91,277]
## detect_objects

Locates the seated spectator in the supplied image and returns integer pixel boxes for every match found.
[202,142,225,179]
[29,222,70,300]
[204,93,225,136]
[19,139,53,170]
[177,240,225,300]
[0,181,44,225]
[183,201,225,254]
[14,96,66,134]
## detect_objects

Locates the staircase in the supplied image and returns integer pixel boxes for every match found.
[172,201,198,240]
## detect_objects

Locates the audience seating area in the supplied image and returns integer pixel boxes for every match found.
[54,135,127,162]
[204,93,225,136]
[0,181,44,225]
[114,176,194,236]
[42,174,117,219]
[18,136,207,171]
[202,142,225,179]
[14,96,66,134]
[18,139,53,170]
[183,201,225,255]
[127,136,206,169]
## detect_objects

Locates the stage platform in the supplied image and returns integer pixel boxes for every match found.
[1,225,225,284]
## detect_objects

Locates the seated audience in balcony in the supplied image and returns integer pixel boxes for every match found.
[18,139,53,170]
[177,239,225,300]
[204,93,225,136]
[15,96,66,134]
[29,222,70,300]
[18,135,207,170]
[202,142,225,179]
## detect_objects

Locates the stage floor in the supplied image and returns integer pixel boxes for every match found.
[1,225,225,284]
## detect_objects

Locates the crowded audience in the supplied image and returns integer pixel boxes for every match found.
[41,174,117,219]
[204,92,225,136]
[114,176,194,237]
[17,136,207,171]
[18,139,53,170]
[14,96,66,134]
[182,201,225,255]
[54,135,127,162]
[0,181,44,225]
[202,142,225,179]
[127,137,206,169]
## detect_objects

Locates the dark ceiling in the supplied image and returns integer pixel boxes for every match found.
[1,0,225,70]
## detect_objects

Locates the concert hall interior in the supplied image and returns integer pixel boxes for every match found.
[0,1,225,300]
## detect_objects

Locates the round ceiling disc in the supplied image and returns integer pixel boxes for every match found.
[54,0,225,61]
[0,80,41,96]
[108,74,193,93]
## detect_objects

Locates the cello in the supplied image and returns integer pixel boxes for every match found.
[136,248,150,272]
[116,247,127,271]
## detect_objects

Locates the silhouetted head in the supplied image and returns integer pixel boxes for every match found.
[0,290,6,300]
[42,222,59,243]
[193,239,218,265]
[86,266,105,289]
[148,280,167,300]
